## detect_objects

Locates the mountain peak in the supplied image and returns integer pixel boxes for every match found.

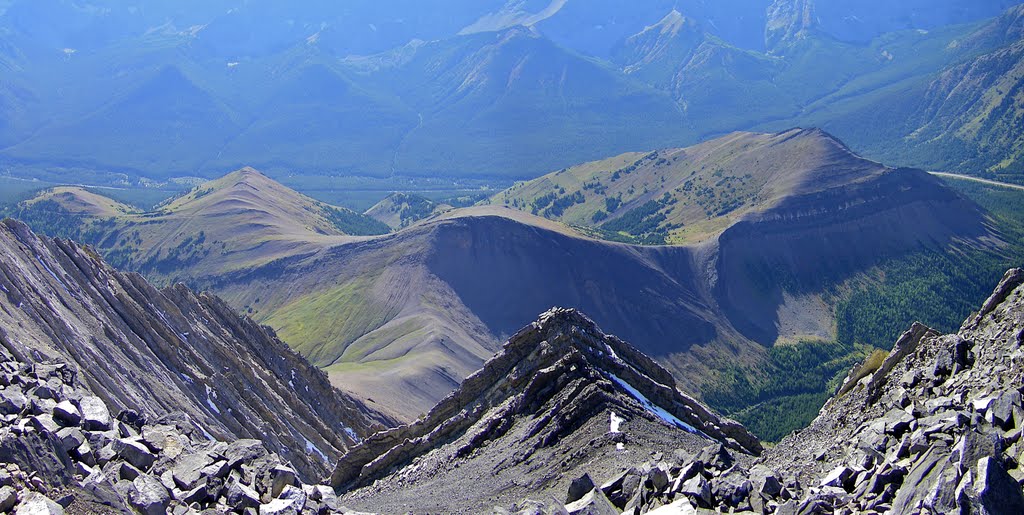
[331,307,759,510]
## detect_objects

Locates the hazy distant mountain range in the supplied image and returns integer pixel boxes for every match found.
[0,0,1022,183]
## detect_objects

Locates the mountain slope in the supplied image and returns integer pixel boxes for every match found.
[11,132,991,426]
[332,308,760,513]
[492,129,905,244]
[4,66,240,175]
[803,5,1024,184]
[363,192,447,230]
[10,168,390,282]
[0,218,395,480]
[336,27,691,178]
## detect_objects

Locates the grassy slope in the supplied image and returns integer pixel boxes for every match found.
[5,168,389,280]
[490,128,888,244]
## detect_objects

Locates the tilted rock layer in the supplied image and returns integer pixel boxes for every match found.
[0,219,394,481]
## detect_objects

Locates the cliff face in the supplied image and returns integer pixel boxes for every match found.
[714,166,990,343]
[0,219,394,481]
[332,308,759,513]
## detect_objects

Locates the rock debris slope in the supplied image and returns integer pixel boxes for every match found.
[0,219,394,482]
[0,356,349,514]
[332,308,760,513]
[504,268,1024,514]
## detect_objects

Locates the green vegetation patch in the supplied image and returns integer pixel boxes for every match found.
[320,204,391,236]
[705,339,874,443]
[265,274,401,367]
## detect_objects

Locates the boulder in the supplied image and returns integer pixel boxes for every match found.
[648,466,670,492]
[269,465,298,499]
[51,401,80,427]
[679,475,712,508]
[113,438,156,470]
[171,451,214,490]
[14,492,64,514]
[311,485,339,512]
[0,485,17,512]
[971,456,1024,513]
[989,391,1021,430]
[227,480,261,511]
[819,466,854,491]
[128,475,170,515]
[564,488,618,515]
[225,439,267,469]
[55,427,85,452]
[696,444,734,472]
[749,465,782,500]
[77,396,110,431]
[0,389,28,415]
[567,473,596,504]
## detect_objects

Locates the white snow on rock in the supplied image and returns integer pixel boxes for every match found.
[608,373,708,438]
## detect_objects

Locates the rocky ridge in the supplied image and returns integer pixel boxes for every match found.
[511,268,1024,514]
[0,219,395,481]
[333,308,760,513]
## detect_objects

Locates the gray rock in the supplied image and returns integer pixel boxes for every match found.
[679,475,712,508]
[750,465,782,499]
[128,474,170,515]
[890,445,951,513]
[29,414,60,435]
[881,409,915,437]
[227,480,261,511]
[171,451,214,490]
[55,427,85,452]
[269,464,298,499]
[712,475,751,508]
[989,390,1021,430]
[697,443,734,472]
[819,466,854,491]
[900,369,920,388]
[51,401,80,427]
[0,389,28,415]
[952,430,1000,474]
[311,485,339,512]
[647,466,669,492]
[0,485,17,512]
[278,485,306,510]
[567,473,596,504]
[116,462,142,481]
[933,347,954,378]
[225,439,268,469]
[564,487,618,515]
[77,396,110,431]
[13,492,64,514]
[971,456,1024,514]
[113,438,156,470]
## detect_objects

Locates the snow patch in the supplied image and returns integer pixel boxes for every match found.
[608,373,708,438]
[610,412,623,433]
[343,426,360,443]
[178,373,194,385]
[304,436,329,462]
[204,384,221,414]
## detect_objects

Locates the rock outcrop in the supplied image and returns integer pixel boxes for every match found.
[520,268,1024,514]
[333,308,760,513]
[0,219,394,481]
